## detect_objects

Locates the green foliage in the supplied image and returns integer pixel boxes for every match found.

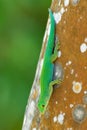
[0,0,50,130]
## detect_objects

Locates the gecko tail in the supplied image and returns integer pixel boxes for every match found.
[48,8,52,14]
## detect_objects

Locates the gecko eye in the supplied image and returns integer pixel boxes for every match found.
[42,104,45,108]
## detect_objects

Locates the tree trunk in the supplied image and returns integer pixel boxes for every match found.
[22,0,87,129]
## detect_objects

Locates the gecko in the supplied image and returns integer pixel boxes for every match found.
[37,9,62,114]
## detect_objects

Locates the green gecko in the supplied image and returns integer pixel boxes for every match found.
[37,9,61,114]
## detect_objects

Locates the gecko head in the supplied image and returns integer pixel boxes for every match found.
[37,95,49,114]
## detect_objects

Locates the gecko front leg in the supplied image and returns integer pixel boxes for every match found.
[49,79,62,89]
[51,41,60,62]
[49,79,62,94]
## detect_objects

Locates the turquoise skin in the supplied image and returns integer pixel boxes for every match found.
[37,9,61,114]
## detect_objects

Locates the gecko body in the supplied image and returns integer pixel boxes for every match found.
[38,9,61,113]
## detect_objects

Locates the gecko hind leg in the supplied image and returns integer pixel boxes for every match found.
[49,79,62,92]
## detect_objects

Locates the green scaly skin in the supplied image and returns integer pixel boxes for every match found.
[37,9,61,114]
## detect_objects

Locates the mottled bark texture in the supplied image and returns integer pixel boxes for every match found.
[22,0,87,130]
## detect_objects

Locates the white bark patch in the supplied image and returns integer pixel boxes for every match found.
[72,81,82,94]
[84,37,87,43]
[70,104,74,108]
[80,43,87,53]
[84,91,87,94]
[66,60,72,66]
[53,12,62,24]
[32,128,36,130]
[53,112,65,125]
[60,7,65,14]
[53,7,65,24]
[58,50,62,57]
[53,116,58,123]
[57,113,65,125]
[64,0,70,7]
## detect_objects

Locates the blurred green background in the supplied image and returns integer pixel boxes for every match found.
[0,0,51,130]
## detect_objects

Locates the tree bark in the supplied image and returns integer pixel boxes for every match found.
[22,0,87,129]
